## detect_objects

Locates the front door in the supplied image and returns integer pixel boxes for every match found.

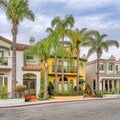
[23,73,36,95]
[23,80,36,95]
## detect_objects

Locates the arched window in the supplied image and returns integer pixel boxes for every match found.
[59,77,68,81]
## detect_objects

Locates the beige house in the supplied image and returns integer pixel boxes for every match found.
[86,55,120,91]
[0,36,41,96]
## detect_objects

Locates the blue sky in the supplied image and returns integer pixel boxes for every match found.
[0,0,120,60]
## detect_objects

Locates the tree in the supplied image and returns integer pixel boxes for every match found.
[51,15,75,92]
[0,0,35,97]
[87,30,119,91]
[27,38,51,99]
[46,27,60,91]
[67,28,89,92]
[46,27,71,92]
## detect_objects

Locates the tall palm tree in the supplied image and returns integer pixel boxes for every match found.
[46,27,60,91]
[51,15,75,92]
[28,38,51,99]
[0,0,35,97]
[47,27,71,92]
[87,30,119,91]
[67,28,89,92]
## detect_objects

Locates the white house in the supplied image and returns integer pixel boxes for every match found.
[86,55,120,91]
[0,36,41,96]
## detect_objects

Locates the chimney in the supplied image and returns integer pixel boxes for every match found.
[109,55,116,61]
[82,54,88,60]
[29,37,35,45]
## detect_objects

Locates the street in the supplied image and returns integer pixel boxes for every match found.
[0,99,120,120]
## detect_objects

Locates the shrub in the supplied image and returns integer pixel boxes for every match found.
[85,83,92,93]
[15,84,26,92]
[94,91,103,97]
[0,86,8,99]
[15,84,26,98]
[48,82,54,97]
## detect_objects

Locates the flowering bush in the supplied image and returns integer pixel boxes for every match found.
[24,94,37,102]
[15,84,26,92]
[15,84,26,98]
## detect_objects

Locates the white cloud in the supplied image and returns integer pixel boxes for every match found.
[66,0,120,10]
[81,46,120,61]
[75,13,120,33]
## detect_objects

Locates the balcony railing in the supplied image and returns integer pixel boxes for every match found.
[51,65,77,73]
[0,57,8,66]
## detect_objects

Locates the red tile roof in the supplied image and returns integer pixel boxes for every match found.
[0,35,30,50]
[22,64,41,71]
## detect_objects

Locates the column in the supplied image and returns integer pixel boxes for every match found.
[3,76,4,86]
[108,80,110,91]
[103,80,105,90]
[112,80,114,89]
[117,79,119,89]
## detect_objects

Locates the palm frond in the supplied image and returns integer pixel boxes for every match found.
[51,16,61,27]
[106,40,119,48]
[87,48,96,58]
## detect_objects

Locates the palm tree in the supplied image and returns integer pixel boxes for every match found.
[46,27,60,91]
[0,0,35,97]
[87,30,119,91]
[28,38,51,99]
[46,27,72,92]
[67,28,89,92]
[51,15,75,92]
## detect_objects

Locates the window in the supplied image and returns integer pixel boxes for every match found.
[92,79,96,90]
[0,51,3,64]
[30,81,35,89]
[116,65,118,71]
[80,62,83,67]
[108,64,113,71]
[70,80,73,91]
[52,60,55,72]
[0,76,8,89]
[25,55,34,60]
[58,60,62,72]
[100,64,104,71]
[64,61,68,72]
[23,81,28,88]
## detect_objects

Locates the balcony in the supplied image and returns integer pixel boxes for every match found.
[0,57,11,70]
[0,57,8,66]
[48,65,77,74]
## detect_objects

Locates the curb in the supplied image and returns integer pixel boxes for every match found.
[0,97,120,109]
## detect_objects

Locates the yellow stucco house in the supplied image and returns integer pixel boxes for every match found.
[42,46,87,93]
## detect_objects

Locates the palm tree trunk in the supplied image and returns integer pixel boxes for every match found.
[54,58,58,91]
[61,58,64,92]
[96,52,100,91]
[61,35,64,92]
[76,49,80,92]
[44,60,48,100]
[11,22,17,98]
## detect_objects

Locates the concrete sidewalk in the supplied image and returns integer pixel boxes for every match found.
[0,97,119,108]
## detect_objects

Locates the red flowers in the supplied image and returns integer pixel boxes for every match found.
[24,94,37,102]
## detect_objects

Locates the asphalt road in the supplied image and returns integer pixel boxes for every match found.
[0,99,120,120]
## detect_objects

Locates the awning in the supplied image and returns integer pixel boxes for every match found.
[79,79,85,83]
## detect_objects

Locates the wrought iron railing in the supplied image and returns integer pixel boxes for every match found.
[51,65,77,73]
